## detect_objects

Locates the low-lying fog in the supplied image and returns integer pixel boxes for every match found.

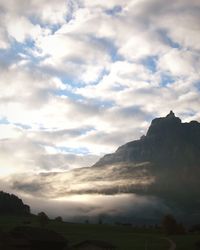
[23,193,171,224]
[1,170,197,225]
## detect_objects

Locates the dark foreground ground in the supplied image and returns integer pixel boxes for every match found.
[0,215,200,250]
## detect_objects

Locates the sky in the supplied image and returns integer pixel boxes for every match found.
[0,0,200,179]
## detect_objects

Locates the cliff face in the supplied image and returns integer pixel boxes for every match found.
[93,111,200,168]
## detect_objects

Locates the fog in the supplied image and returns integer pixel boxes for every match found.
[1,175,197,225]
[22,193,171,224]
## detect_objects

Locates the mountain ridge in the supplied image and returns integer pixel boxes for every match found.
[93,111,200,168]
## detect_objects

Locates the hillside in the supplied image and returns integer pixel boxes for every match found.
[0,191,30,215]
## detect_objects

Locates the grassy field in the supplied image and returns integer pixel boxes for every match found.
[0,215,199,249]
[48,222,168,250]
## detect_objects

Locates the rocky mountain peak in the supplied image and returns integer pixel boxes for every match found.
[166,110,175,118]
[93,112,200,167]
[146,111,181,137]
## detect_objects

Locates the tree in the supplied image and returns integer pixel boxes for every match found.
[37,212,49,227]
[98,216,103,225]
[161,214,177,235]
[162,214,186,235]
[85,219,89,224]
[54,216,63,222]
[176,223,186,234]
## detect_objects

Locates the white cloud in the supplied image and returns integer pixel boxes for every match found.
[81,0,126,10]
[0,29,9,49]
[77,60,159,97]
[0,124,23,140]
[0,65,65,107]
[0,136,43,175]
[34,29,111,83]
[118,30,169,60]
[153,1,200,51]
[158,49,200,78]
[0,126,99,175]
[6,16,42,43]
[0,0,67,25]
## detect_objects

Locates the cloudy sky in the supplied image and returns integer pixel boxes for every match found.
[0,0,200,178]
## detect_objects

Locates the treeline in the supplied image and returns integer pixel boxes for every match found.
[0,191,30,215]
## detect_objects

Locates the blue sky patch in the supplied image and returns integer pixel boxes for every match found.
[105,6,123,16]
[141,56,157,73]
[59,146,90,155]
[0,117,9,125]
[158,29,181,49]
[160,73,175,86]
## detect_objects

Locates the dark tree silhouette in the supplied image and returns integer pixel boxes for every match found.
[98,217,103,225]
[162,215,186,235]
[161,214,177,235]
[54,216,63,222]
[176,223,186,234]
[38,212,49,227]
[0,191,30,215]
[85,219,90,224]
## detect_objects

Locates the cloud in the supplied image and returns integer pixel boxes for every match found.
[0,130,99,175]
[34,30,111,84]
[158,49,200,78]
[153,1,200,51]
[0,28,9,49]
[0,0,68,25]
[6,162,154,198]
[76,60,160,101]
[6,16,42,43]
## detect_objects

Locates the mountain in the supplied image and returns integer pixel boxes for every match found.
[94,111,200,168]
[89,111,200,209]
[0,191,30,215]
[11,111,200,218]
